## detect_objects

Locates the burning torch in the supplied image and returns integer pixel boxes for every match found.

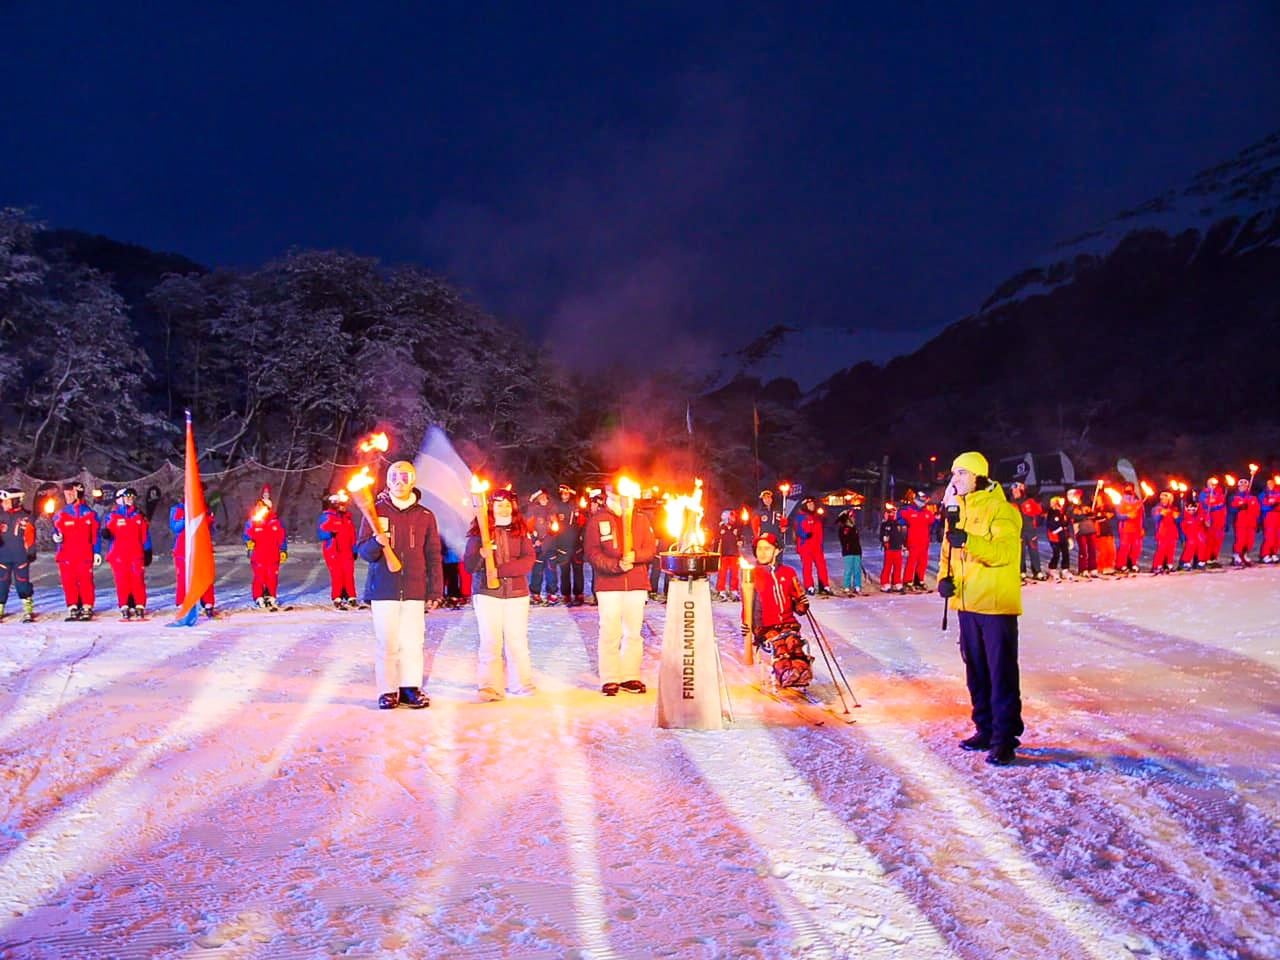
[471,475,500,589]
[1248,462,1260,487]
[740,557,755,665]
[617,476,642,558]
[346,466,402,573]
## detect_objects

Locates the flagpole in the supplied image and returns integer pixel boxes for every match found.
[752,401,761,498]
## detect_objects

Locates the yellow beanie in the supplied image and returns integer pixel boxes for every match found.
[950,451,989,476]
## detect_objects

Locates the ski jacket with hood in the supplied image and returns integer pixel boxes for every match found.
[938,481,1022,616]
[357,489,443,604]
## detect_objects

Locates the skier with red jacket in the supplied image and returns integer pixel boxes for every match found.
[97,487,152,618]
[899,492,937,592]
[748,531,812,689]
[879,503,907,592]
[793,497,832,596]
[1228,478,1261,567]
[170,503,216,616]
[53,480,100,621]
[317,490,358,609]
[1149,491,1180,574]
[1115,485,1145,575]
[244,497,288,610]
[1179,499,1208,570]
[1260,478,1280,564]
[1199,478,1227,565]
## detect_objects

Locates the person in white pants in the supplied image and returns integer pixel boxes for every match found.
[463,489,536,701]
[356,460,443,710]
[583,486,658,696]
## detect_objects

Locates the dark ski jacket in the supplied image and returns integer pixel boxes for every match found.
[357,489,443,603]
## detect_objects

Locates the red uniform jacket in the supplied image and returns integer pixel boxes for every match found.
[584,508,657,592]
[54,503,100,563]
[751,562,806,630]
[244,512,288,561]
[318,508,356,563]
[100,506,151,565]
[900,503,936,546]
[1151,504,1180,540]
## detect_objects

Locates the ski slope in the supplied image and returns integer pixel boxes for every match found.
[0,543,1276,959]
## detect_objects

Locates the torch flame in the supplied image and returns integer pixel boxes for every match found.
[1248,462,1259,473]
[740,507,749,523]
[43,499,57,515]
[617,476,642,499]
[358,432,390,454]
[739,557,753,571]
[778,482,791,496]
[1140,481,1155,498]
[578,496,587,509]
[469,474,490,495]
[346,466,375,494]
[252,505,268,523]
[1225,474,1236,487]
[550,518,560,533]
[1104,487,1122,505]
[662,478,706,551]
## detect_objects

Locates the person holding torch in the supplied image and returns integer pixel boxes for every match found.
[1229,473,1261,567]
[937,451,1024,767]
[243,494,288,611]
[584,479,657,696]
[355,460,441,710]
[464,486,536,701]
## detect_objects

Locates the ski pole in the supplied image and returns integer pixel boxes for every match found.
[804,609,861,709]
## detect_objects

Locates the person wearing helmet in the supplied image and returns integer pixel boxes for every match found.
[357,460,442,710]
[899,492,937,592]
[878,502,906,592]
[583,484,658,696]
[53,480,100,621]
[1228,477,1261,567]
[318,490,359,610]
[244,494,288,611]
[836,507,863,595]
[1149,490,1181,575]
[746,531,812,690]
[1179,498,1208,570]
[1115,483,1145,575]
[0,489,38,622]
[464,488,536,701]
[937,451,1023,767]
[97,487,153,619]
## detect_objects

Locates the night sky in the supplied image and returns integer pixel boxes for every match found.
[4,2,1278,369]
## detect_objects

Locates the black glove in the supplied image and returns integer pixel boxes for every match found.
[938,577,956,598]
[143,547,152,567]
[27,549,37,563]
[946,528,968,548]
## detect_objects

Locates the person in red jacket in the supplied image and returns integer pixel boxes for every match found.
[1261,478,1280,564]
[317,490,359,609]
[879,503,906,592]
[1200,477,1227,565]
[1115,484,1145,575]
[793,497,833,596]
[1149,491,1180,574]
[583,484,658,696]
[170,503,216,617]
[53,480,100,620]
[98,487,153,618]
[900,492,936,592]
[1179,499,1209,570]
[1229,478,1261,567]
[243,497,288,610]
[748,531,812,689]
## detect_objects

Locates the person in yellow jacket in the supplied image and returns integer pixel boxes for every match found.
[937,451,1024,766]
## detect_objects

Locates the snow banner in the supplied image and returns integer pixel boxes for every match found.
[413,426,475,552]
[170,411,216,627]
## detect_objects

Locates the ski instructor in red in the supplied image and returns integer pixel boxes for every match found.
[98,487,152,619]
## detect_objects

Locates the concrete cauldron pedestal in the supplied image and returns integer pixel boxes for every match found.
[655,552,734,730]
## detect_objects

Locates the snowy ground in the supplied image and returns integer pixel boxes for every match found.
[0,542,1277,959]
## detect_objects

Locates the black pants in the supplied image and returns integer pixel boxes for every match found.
[1020,536,1041,575]
[559,559,585,598]
[1048,539,1071,569]
[958,611,1024,749]
[0,561,34,604]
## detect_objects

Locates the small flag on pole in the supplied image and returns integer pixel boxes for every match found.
[170,410,216,627]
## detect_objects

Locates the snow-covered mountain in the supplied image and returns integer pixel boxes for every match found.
[979,130,1280,314]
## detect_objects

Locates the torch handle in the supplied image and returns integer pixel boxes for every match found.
[357,495,402,573]
[475,493,500,589]
[741,566,755,665]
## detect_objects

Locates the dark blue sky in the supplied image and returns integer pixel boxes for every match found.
[4,2,1278,368]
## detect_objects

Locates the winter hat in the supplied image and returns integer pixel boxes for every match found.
[557,483,576,495]
[528,489,547,503]
[883,502,898,513]
[115,487,138,500]
[950,451,989,476]
[754,531,780,549]
[491,488,517,503]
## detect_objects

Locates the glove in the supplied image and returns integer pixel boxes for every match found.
[246,540,256,553]
[52,531,63,544]
[938,577,956,598]
[143,547,152,567]
[280,551,288,563]
[26,549,36,563]
[93,553,103,567]
[946,528,968,548]
[794,596,810,616]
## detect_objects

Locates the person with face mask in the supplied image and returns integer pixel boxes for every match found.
[937,451,1024,767]
[357,460,443,710]
[464,488,536,701]
[583,484,658,696]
